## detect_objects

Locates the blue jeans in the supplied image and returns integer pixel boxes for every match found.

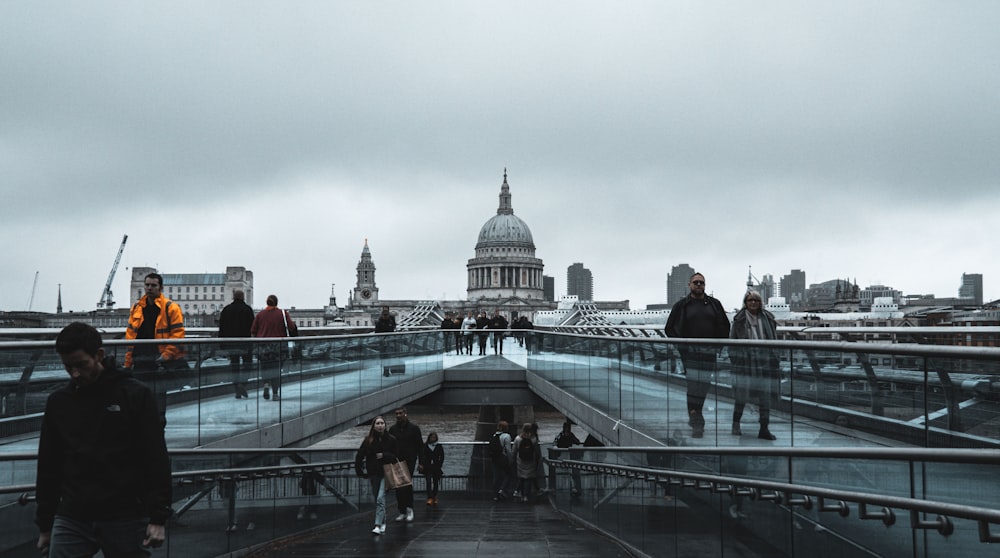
[48,515,151,558]
[369,476,386,526]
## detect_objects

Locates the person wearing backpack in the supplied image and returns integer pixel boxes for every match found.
[512,424,539,503]
[489,420,513,501]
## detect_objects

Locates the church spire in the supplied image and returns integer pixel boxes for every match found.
[497,168,513,215]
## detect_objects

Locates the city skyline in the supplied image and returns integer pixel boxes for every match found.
[2,3,998,313]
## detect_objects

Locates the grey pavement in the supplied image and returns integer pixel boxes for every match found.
[245,493,633,558]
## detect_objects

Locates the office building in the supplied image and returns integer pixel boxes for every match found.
[780,269,806,309]
[130,266,253,315]
[667,263,696,304]
[959,273,984,306]
[567,263,593,302]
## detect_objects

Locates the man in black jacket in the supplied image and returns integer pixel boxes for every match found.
[489,310,509,355]
[36,322,172,556]
[664,272,731,438]
[219,289,255,398]
[388,406,423,522]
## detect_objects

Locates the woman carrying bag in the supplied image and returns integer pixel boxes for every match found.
[355,416,398,535]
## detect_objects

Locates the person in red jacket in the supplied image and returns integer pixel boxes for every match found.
[251,294,298,401]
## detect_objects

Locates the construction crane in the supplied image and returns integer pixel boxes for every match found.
[97,234,128,310]
[26,271,39,311]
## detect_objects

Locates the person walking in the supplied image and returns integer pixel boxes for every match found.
[730,291,781,440]
[490,310,509,355]
[36,323,172,556]
[664,272,730,438]
[529,423,547,493]
[440,313,457,355]
[374,306,396,333]
[355,416,397,536]
[489,420,513,501]
[452,314,463,355]
[521,315,535,354]
[375,307,397,376]
[124,271,185,419]
[250,294,298,401]
[388,407,423,522]
[124,272,186,371]
[476,311,490,355]
[554,421,583,495]
[512,424,539,502]
[420,432,445,506]
[218,289,254,399]
[462,312,477,355]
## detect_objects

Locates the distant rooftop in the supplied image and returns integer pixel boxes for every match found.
[161,273,226,286]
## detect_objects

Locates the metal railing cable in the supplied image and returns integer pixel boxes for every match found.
[545,451,1000,544]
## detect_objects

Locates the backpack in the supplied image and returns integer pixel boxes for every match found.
[517,436,536,462]
[488,432,504,462]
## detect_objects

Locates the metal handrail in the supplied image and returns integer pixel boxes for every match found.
[3,327,1000,361]
[548,458,1000,543]
[557,446,1000,464]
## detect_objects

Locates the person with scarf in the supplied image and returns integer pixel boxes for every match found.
[729,291,780,440]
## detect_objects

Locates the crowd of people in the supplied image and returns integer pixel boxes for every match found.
[352,408,588,537]
[439,309,533,356]
[488,419,583,504]
[33,270,781,552]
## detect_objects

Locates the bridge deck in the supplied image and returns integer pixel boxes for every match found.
[241,491,759,558]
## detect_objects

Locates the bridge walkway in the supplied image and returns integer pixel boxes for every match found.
[245,492,637,558]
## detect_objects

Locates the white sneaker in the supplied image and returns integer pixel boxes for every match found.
[405,507,414,522]
[394,513,407,522]
[372,526,382,535]
[379,524,387,533]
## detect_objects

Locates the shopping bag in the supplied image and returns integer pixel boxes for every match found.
[382,459,412,490]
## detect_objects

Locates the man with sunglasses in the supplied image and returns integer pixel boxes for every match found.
[664,272,730,438]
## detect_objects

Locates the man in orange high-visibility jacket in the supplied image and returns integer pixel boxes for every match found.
[125,272,185,370]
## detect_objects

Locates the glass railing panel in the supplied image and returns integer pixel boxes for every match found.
[550,448,795,557]
[617,339,643,432]
[649,340,729,445]
[925,355,1000,447]
[917,456,1000,558]
[165,450,362,557]
[581,337,613,420]
[613,340,676,447]
[0,346,65,423]
[784,345,886,447]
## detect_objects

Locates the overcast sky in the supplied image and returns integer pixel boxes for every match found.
[2,2,998,315]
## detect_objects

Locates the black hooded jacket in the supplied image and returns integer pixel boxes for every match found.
[35,357,172,531]
[355,431,398,477]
